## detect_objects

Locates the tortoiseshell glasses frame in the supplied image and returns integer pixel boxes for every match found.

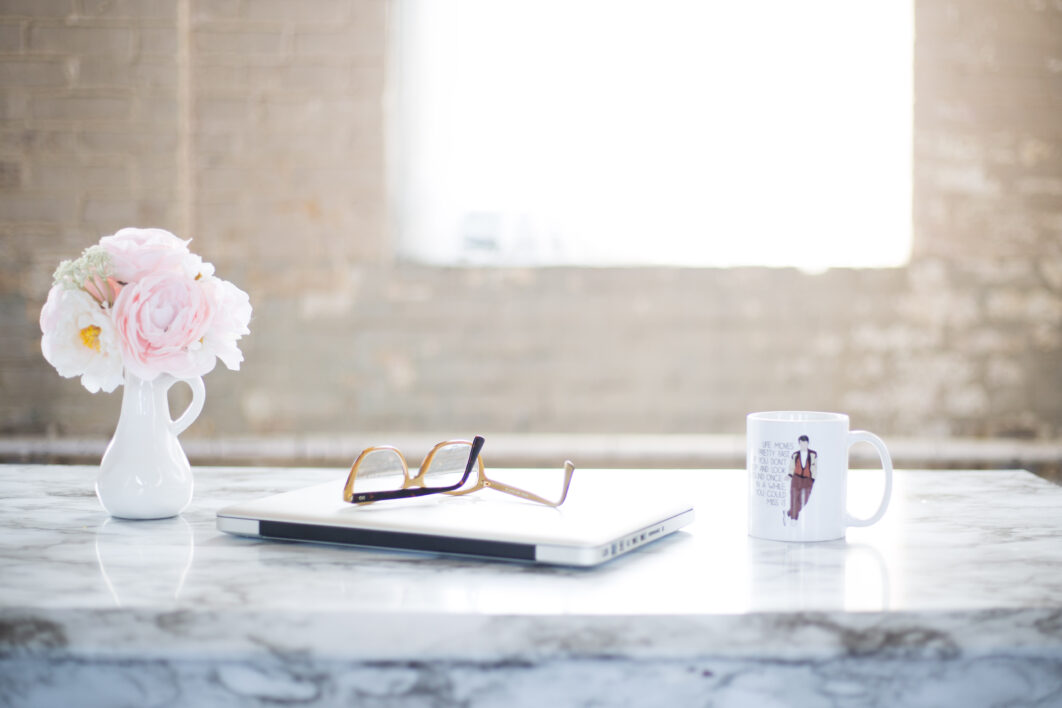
[342,436,575,507]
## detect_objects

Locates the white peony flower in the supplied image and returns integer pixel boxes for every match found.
[40,285,125,393]
[198,275,252,371]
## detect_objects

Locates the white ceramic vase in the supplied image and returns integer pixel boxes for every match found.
[97,371,205,520]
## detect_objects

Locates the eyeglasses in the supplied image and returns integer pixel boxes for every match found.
[342,436,575,507]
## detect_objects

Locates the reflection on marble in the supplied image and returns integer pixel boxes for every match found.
[2,465,1062,706]
[95,517,194,607]
[746,538,891,613]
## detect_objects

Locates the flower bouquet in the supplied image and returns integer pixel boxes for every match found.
[40,227,251,519]
[41,227,251,392]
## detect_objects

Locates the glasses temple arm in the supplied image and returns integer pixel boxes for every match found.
[486,461,575,508]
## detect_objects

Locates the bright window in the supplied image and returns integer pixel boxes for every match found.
[390,0,913,270]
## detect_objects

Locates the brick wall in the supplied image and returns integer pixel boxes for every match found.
[1,0,182,434]
[1,1,1060,448]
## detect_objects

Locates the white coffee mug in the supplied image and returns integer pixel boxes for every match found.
[747,411,893,542]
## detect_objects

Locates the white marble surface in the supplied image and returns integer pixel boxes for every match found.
[3,464,1062,706]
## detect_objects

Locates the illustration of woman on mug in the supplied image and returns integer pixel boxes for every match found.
[787,434,817,521]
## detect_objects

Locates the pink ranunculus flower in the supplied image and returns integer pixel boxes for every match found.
[112,269,216,381]
[99,227,191,283]
[40,285,124,393]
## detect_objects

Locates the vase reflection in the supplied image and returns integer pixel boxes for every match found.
[95,516,195,606]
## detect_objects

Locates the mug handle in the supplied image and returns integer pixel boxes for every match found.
[844,430,893,528]
[165,376,206,436]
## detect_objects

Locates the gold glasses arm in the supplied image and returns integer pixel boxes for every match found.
[483,461,576,508]
[343,445,409,503]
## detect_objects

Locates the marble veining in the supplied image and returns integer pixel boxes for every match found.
[2,465,1062,706]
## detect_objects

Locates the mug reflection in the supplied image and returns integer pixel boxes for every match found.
[746,538,890,612]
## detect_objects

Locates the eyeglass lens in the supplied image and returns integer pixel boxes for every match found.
[349,448,408,497]
[421,442,480,492]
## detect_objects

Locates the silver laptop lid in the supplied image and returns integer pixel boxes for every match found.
[217,468,694,566]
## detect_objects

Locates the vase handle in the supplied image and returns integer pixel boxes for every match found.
[168,376,206,436]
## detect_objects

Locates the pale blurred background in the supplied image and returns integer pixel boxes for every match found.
[1,0,1060,476]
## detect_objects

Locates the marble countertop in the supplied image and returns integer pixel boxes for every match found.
[3,464,1062,667]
